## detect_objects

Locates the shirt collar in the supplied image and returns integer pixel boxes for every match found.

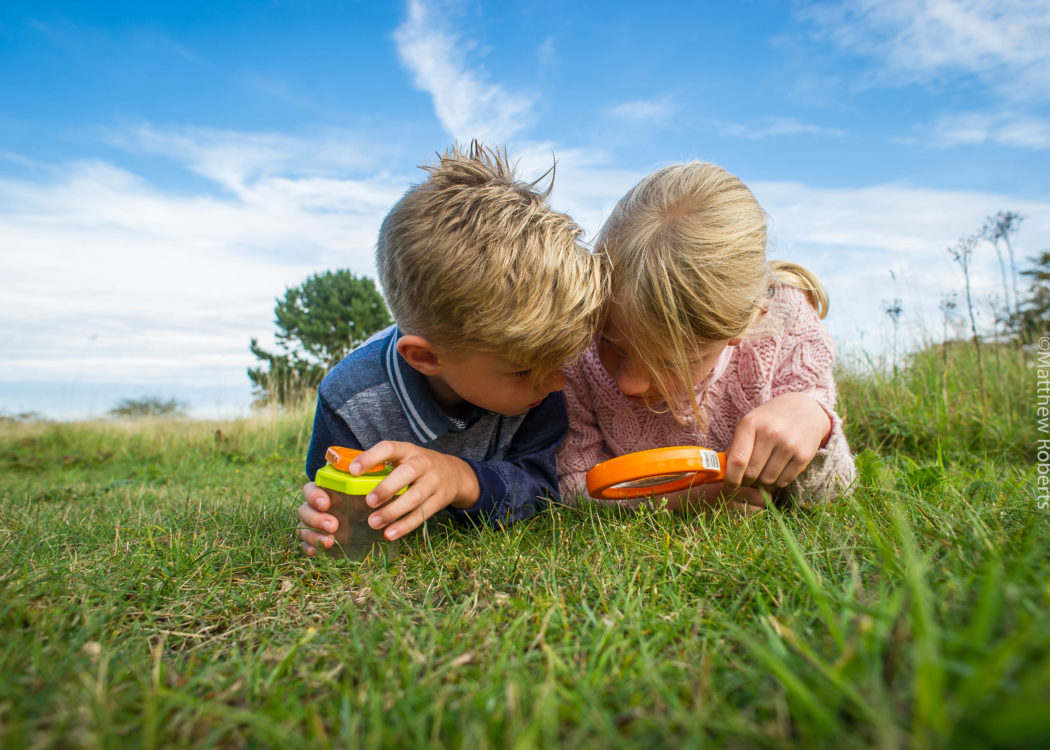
[383,326,485,442]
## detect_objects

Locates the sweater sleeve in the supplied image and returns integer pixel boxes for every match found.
[305,390,364,481]
[444,392,566,527]
[556,357,610,504]
[768,287,856,504]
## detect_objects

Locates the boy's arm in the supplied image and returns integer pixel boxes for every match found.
[305,394,363,480]
[443,392,568,526]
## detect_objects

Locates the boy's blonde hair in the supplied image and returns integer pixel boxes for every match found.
[597,161,828,420]
[377,142,606,379]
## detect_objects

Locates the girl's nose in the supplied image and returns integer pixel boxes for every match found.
[615,358,651,397]
[544,369,566,393]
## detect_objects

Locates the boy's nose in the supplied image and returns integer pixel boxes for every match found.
[615,359,651,397]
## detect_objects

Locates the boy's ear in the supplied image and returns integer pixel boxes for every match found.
[728,337,743,347]
[396,335,443,375]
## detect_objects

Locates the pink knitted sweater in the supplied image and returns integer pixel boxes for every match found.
[557,285,856,506]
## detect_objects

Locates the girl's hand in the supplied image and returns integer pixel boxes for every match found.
[723,393,831,491]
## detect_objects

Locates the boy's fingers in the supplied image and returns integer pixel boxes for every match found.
[349,440,407,474]
[380,493,446,540]
[302,482,331,511]
[365,463,421,507]
[297,524,333,551]
[366,481,435,530]
[298,503,338,534]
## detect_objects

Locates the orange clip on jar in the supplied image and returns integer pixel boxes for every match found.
[586,446,726,500]
[314,446,404,560]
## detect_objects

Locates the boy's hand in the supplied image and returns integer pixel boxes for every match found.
[351,441,481,541]
[723,392,831,492]
[297,482,337,557]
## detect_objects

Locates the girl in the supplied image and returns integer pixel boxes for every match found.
[558,162,855,510]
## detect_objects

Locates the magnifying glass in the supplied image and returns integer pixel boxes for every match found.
[586,446,726,500]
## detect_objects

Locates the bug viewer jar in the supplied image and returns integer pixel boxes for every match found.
[313,446,403,561]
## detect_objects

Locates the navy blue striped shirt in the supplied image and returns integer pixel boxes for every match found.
[305,326,567,526]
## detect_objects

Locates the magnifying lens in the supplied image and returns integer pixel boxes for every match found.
[586,446,726,500]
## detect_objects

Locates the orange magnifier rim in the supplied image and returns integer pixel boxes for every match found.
[586,446,726,500]
[325,446,388,475]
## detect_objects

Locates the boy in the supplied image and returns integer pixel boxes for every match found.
[297,142,606,555]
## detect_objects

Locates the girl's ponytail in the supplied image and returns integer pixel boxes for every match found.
[769,260,829,319]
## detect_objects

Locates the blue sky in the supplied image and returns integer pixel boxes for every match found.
[2,0,1048,418]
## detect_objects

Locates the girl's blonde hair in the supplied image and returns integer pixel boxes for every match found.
[597,161,828,421]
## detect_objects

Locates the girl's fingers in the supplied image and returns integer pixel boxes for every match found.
[756,445,793,487]
[772,454,810,488]
[724,424,756,488]
[742,439,775,487]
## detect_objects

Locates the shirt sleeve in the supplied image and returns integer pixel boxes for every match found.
[555,360,610,503]
[443,392,568,528]
[304,392,364,481]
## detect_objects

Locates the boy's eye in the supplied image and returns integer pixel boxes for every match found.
[512,369,533,378]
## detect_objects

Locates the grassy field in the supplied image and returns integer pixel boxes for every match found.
[0,343,1044,748]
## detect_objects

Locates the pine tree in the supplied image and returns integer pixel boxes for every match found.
[249,270,393,405]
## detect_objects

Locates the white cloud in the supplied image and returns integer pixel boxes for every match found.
[799,0,1050,100]
[926,111,1050,149]
[751,179,1050,357]
[0,128,414,417]
[3,120,1046,418]
[606,97,677,125]
[393,0,536,143]
[514,141,645,244]
[537,36,557,67]
[714,116,845,140]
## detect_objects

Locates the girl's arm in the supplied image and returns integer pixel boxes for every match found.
[556,363,611,502]
[733,286,855,502]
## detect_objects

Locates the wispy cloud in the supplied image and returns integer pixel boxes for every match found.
[393,0,536,143]
[537,35,557,67]
[925,111,1050,149]
[606,97,677,125]
[799,0,1050,100]
[714,116,845,140]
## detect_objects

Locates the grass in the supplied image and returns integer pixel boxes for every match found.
[0,343,1045,748]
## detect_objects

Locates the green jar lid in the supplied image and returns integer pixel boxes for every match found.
[315,464,405,495]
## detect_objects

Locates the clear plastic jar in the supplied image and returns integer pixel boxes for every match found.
[314,463,401,561]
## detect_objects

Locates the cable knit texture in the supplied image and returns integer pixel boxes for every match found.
[558,285,856,507]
